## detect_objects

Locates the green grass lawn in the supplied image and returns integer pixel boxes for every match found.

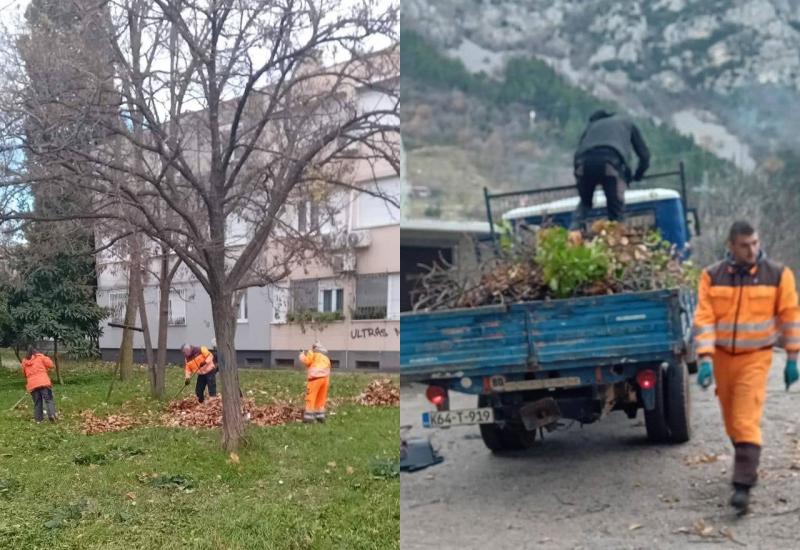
[0,360,399,550]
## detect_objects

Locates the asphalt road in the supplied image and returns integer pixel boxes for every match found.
[400,350,800,550]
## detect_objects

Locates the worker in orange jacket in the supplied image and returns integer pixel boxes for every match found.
[21,346,57,423]
[693,221,800,514]
[299,342,331,423]
[181,344,217,403]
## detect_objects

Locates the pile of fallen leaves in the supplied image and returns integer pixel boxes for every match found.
[357,378,400,406]
[80,397,304,433]
[162,396,303,429]
[162,397,224,429]
[413,221,700,311]
[80,411,141,435]
[247,402,304,426]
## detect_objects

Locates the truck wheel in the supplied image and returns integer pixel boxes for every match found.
[644,365,670,443]
[665,361,691,443]
[478,423,536,452]
[477,395,536,453]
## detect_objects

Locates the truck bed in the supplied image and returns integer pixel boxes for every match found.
[401,288,695,382]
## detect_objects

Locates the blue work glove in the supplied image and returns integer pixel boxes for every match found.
[697,357,713,390]
[785,357,799,391]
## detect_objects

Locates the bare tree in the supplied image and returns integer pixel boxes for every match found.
[0,0,399,450]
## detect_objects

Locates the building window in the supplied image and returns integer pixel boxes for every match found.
[290,279,319,313]
[354,274,388,320]
[237,291,248,323]
[355,177,400,229]
[109,291,127,323]
[271,286,289,324]
[319,281,344,313]
[298,202,307,233]
[297,201,320,233]
[387,273,400,320]
[168,289,187,326]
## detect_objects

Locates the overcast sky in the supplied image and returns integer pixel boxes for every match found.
[0,0,27,19]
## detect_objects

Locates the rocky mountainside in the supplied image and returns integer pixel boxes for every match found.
[404,0,800,168]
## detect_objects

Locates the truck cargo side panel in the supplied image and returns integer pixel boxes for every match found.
[401,289,688,381]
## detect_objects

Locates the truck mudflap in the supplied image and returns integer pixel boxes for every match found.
[640,386,657,411]
[519,398,561,431]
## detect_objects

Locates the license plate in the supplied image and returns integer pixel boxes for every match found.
[422,408,494,428]
[489,376,581,392]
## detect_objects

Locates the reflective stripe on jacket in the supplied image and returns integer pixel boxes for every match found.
[185,346,215,378]
[21,353,54,393]
[693,257,800,356]
[299,350,331,379]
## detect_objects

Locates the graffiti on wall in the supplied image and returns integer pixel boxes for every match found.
[350,326,401,339]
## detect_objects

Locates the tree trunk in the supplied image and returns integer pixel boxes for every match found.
[136,278,157,398]
[119,249,141,380]
[53,338,63,385]
[155,250,180,400]
[210,293,244,451]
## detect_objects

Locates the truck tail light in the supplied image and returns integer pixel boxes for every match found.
[425,385,447,406]
[636,369,657,390]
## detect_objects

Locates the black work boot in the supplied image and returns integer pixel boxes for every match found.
[730,483,750,514]
[731,442,761,515]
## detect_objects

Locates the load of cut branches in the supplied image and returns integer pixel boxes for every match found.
[412,221,700,312]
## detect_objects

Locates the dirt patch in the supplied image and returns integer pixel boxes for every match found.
[357,378,400,406]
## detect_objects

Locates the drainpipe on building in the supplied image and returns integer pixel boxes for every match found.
[346,189,356,370]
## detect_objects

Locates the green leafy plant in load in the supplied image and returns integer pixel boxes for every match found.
[536,227,610,298]
[495,219,515,256]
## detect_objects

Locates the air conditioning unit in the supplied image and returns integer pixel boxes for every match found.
[347,229,371,249]
[321,232,348,250]
[321,233,338,249]
[333,251,357,273]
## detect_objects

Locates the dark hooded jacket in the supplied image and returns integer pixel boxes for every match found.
[575,110,651,181]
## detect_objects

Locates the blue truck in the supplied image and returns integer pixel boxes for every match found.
[401,169,700,452]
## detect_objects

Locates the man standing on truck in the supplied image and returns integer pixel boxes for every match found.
[570,110,650,232]
[693,221,800,514]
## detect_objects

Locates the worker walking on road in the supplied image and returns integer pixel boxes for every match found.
[570,110,650,231]
[182,344,217,403]
[299,342,331,423]
[693,221,800,514]
[21,346,57,423]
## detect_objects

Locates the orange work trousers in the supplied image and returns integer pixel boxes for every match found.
[305,376,330,413]
[713,348,772,446]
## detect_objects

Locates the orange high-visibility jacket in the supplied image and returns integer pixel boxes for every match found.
[299,350,331,380]
[694,256,800,356]
[184,346,215,378]
[21,353,54,393]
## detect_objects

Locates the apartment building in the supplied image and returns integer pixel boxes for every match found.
[97,50,399,369]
